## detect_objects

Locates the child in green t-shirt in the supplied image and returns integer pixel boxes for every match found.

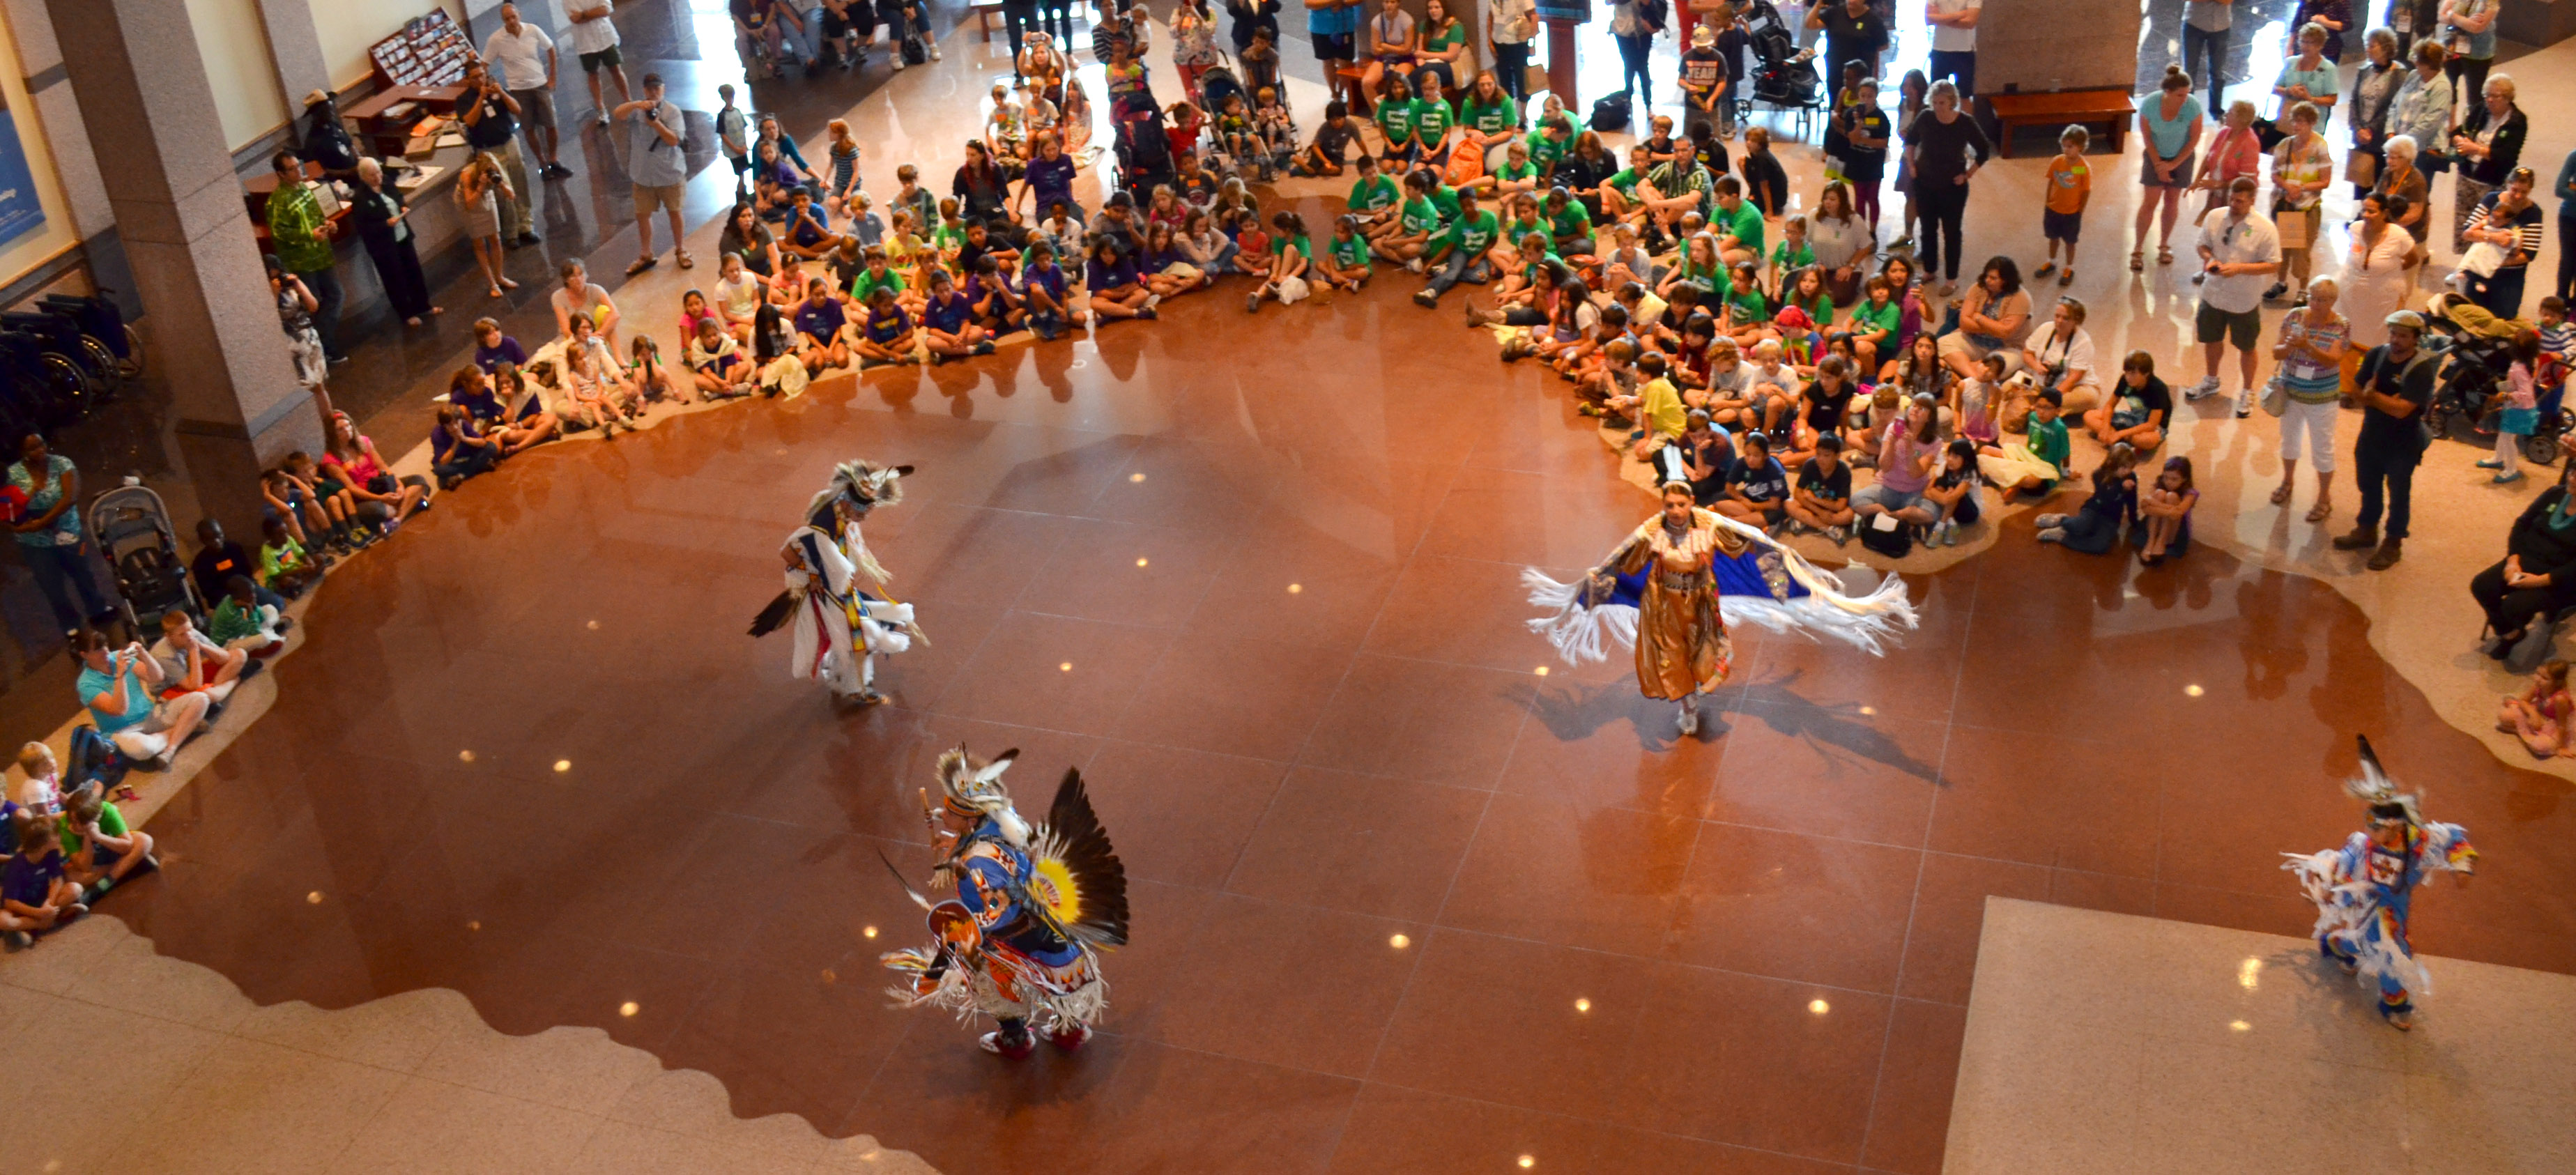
[1347,153,1404,241]
[1981,388,2072,499]
[1248,210,1314,312]
[1318,215,1373,293]
[259,516,321,597]
[1847,274,1902,374]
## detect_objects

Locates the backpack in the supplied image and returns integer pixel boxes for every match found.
[67,724,130,790]
[901,34,928,64]
[1859,514,1913,559]
[1639,0,1668,31]
[1590,90,1632,133]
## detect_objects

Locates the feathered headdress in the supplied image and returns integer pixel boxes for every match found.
[936,744,1032,847]
[807,461,912,524]
[2346,735,2423,827]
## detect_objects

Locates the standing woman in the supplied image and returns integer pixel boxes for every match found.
[2385,39,2453,164]
[2460,166,2543,318]
[2340,192,2422,390]
[2292,0,2352,62]
[2347,28,2405,193]
[1888,71,1929,249]
[7,432,119,637]
[2272,22,2340,132]
[2267,102,2334,302]
[2448,74,2527,251]
[2132,66,2203,272]
[2441,0,2501,115]
[349,158,440,327]
[2372,135,2433,254]
[1172,0,1222,98]
[2270,275,2349,522]
[1416,0,1470,93]
[1488,0,1537,102]
[1901,78,1991,294]
[458,151,516,298]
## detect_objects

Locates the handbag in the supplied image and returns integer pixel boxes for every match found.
[2345,149,2377,189]
[2261,376,2290,417]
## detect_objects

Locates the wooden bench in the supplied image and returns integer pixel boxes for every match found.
[1985,89,2135,159]
[1333,63,1371,114]
[969,0,1004,41]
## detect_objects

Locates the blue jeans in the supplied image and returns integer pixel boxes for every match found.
[2354,441,2417,539]
[300,264,346,360]
[2180,24,2226,114]
[1614,33,1652,102]
[1427,249,1494,295]
[1492,40,1531,101]
[17,538,116,632]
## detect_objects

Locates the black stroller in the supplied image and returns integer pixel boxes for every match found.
[1114,107,1176,199]
[86,477,193,631]
[1741,0,1822,136]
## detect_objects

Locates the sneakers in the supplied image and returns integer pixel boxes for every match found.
[929,43,942,61]
[2184,376,2222,401]
[1245,291,1263,314]
[1142,293,1162,312]
[2263,282,2290,302]
[1676,703,1700,736]
[2234,385,2254,419]
[1827,525,1850,545]
[1413,290,1439,307]
[1406,257,1425,273]
[972,339,996,355]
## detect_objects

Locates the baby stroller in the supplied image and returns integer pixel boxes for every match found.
[1195,57,1246,120]
[1114,106,1176,199]
[1742,0,1821,135]
[86,477,194,632]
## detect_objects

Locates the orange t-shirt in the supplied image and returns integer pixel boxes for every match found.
[2045,154,2092,216]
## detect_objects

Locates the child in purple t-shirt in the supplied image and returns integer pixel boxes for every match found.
[472,317,529,374]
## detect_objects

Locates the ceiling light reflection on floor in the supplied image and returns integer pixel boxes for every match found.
[1517,1156,1535,1168]
[2185,684,2205,697]
[554,760,572,773]
[1136,558,1149,567]
[2230,1020,2251,1032]
[458,750,475,762]
[1574,998,1590,1013]
[1534,666,1549,676]
[1129,473,1146,482]
[1059,662,1073,672]
[307,891,323,904]
[1808,999,1830,1015]
[1287,583,1303,593]
[619,1001,640,1017]
[1388,933,1410,949]
[864,926,879,938]
[2239,957,2262,990]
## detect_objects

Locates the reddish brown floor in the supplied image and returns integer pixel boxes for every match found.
[109,277,2576,1174]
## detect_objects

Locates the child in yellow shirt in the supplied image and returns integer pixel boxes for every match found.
[2035,125,2092,289]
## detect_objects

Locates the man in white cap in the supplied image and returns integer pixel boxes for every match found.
[2333,309,2435,571]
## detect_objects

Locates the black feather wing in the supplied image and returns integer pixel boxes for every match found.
[748,590,795,637]
[1037,767,1130,948]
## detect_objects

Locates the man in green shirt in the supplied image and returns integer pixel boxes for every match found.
[1710,175,1765,266]
[264,151,347,362]
[1415,186,1501,304]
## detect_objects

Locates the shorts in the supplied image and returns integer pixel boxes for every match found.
[1850,482,1923,513]
[2042,208,2081,243]
[821,8,850,35]
[1312,31,1354,61]
[2140,151,2195,188]
[2195,300,2261,350]
[509,89,555,130]
[633,182,685,217]
[579,45,623,72]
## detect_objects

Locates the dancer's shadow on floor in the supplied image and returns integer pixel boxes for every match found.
[1517,667,1941,785]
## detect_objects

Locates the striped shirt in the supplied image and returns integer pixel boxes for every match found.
[2466,194,2545,268]
[2278,311,2349,403]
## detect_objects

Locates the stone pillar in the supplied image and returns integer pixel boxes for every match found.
[43,0,323,543]
[255,0,335,109]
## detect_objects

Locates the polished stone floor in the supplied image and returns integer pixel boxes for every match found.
[95,266,2576,1172]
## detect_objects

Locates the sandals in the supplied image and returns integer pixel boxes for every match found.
[2269,483,2293,505]
[2129,249,2144,272]
[625,256,659,277]
[2158,245,2173,266]
[675,249,694,270]
[2306,500,2333,523]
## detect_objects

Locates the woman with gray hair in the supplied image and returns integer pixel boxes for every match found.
[348,157,440,326]
[2372,133,2432,246]
[2448,72,2527,250]
[2385,38,2451,151]
[2347,27,2405,190]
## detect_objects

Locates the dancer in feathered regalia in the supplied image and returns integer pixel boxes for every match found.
[2283,736,2478,1031]
[881,745,1130,1058]
[1525,480,1919,736]
[748,461,921,704]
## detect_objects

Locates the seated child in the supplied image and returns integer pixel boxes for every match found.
[258,516,322,597]
[1979,387,2071,499]
[689,315,758,398]
[2133,454,2197,567]
[2501,659,2576,758]
[431,404,505,487]
[0,818,82,947]
[1715,429,1791,531]
[1784,432,1856,542]
[1316,215,1372,293]
[59,785,149,898]
[1919,438,1985,546]
[1294,100,1362,178]
[1245,211,1314,312]
[792,277,854,374]
[854,286,920,364]
[149,608,249,703]
[208,574,286,657]
[919,269,997,362]
[1017,240,1073,339]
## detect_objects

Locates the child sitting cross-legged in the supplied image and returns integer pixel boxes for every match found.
[59,781,153,899]
[0,817,84,949]
[208,574,287,658]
